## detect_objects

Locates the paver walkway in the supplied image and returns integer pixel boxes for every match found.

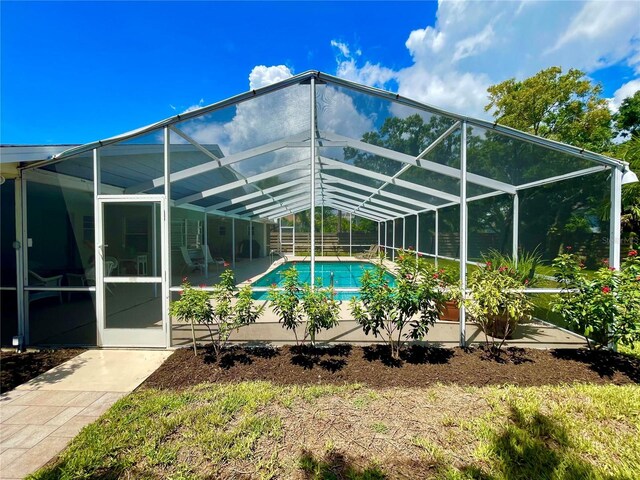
[0,349,171,479]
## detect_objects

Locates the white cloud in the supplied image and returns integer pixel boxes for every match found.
[330,40,351,58]
[551,1,639,72]
[332,0,640,119]
[608,79,640,112]
[248,65,294,89]
[175,65,373,175]
[182,98,205,114]
[331,38,397,89]
[452,24,495,63]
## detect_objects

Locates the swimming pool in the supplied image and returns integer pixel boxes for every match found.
[251,261,396,301]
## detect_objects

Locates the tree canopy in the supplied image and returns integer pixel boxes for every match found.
[485,67,613,153]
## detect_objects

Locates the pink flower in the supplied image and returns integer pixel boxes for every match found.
[408,246,414,251]
[629,250,638,257]
[199,284,206,288]
[418,253,423,257]
[223,261,230,267]
[566,246,572,251]
[499,266,507,272]
[432,273,439,279]
[609,267,616,271]
[524,279,529,285]
[182,276,188,283]
[602,286,611,294]
[602,259,609,265]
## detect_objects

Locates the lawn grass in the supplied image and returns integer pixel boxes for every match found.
[619,342,640,359]
[30,382,640,480]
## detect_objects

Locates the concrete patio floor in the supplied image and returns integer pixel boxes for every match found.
[0,349,171,479]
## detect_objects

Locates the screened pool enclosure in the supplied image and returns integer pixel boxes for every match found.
[2,71,635,348]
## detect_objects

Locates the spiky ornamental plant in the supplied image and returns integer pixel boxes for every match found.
[350,250,443,360]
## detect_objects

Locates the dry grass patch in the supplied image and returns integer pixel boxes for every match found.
[30,382,640,480]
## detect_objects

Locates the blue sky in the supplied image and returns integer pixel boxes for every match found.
[1,1,639,145]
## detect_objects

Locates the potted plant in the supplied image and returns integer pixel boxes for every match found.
[464,261,533,355]
[433,265,461,321]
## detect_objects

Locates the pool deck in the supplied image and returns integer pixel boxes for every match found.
[172,255,587,349]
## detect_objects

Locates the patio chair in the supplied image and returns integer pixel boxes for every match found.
[181,246,205,274]
[28,270,63,304]
[67,260,116,295]
[355,244,380,259]
[202,245,226,271]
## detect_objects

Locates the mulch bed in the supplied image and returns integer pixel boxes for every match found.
[142,344,640,390]
[0,349,84,393]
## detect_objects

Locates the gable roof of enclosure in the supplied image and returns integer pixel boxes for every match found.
[26,71,628,223]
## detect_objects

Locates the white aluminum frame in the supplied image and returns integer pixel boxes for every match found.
[96,194,168,348]
[15,70,632,350]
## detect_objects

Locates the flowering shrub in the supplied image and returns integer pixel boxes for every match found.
[268,266,340,345]
[170,271,263,356]
[552,250,640,350]
[350,250,443,360]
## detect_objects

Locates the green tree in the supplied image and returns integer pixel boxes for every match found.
[615,91,640,139]
[485,67,613,153]
[613,92,640,235]
[484,67,620,262]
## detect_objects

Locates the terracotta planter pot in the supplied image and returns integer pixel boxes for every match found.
[484,313,517,339]
[439,300,460,322]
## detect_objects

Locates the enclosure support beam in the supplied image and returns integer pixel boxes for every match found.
[293,214,296,256]
[435,210,439,269]
[232,218,236,269]
[14,172,26,347]
[459,121,468,348]
[512,193,519,267]
[249,219,253,261]
[321,205,324,257]
[349,213,352,257]
[384,222,388,258]
[415,214,419,261]
[163,128,172,348]
[93,149,103,347]
[391,220,395,261]
[402,217,406,250]
[310,76,317,286]
[204,212,208,279]
[609,167,622,269]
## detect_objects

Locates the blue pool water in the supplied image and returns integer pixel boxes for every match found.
[251,261,395,301]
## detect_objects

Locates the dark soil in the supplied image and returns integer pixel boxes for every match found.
[142,344,640,391]
[0,349,84,393]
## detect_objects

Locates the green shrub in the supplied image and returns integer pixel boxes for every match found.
[552,249,640,349]
[350,250,443,360]
[170,271,263,356]
[268,266,340,345]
